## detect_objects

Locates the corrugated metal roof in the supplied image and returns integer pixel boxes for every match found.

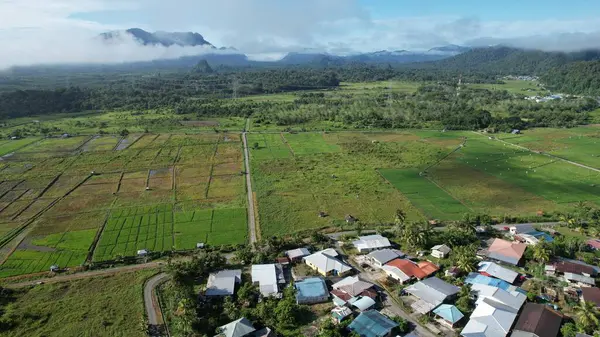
[348,310,398,337]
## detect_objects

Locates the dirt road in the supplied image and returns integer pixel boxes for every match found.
[4,262,161,288]
[242,130,258,245]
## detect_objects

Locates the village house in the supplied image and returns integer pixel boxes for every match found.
[331,276,377,310]
[251,264,285,297]
[511,303,563,337]
[430,244,451,259]
[432,304,464,328]
[478,261,519,284]
[304,248,352,277]
[405,277,460,314]
[294,277,329,304]
[581,287,600,308]
[366,248,405,268]
[285,247,311,262]
[484,238,527,266]
[347,310,398,337]
[382,259,439,283]
[206,269,242,297]
[214,318,274,337]
[353,235,391,253]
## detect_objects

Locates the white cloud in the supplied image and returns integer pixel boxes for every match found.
[1,0,600,68]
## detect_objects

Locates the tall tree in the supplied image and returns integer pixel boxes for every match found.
[574,301,600,333]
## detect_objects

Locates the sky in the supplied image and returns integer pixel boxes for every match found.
[2,0,600,68]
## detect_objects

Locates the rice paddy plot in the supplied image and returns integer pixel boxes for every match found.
[247,134,292,160]
[378,168,470,220]
[283,133,341,156]
[0,137,41,156]
[93,204,175,262]
[174,208,247,249]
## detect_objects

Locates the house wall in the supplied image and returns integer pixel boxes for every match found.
[432,251,446,259]
[305,261,327,276]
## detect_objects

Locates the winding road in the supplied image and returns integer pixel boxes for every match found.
[144,273,170,337]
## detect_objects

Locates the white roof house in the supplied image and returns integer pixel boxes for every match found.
[352,235,391,253]
[431,244,451,258]
[470,284,526,312]
[478,261,519,284]
[286,248,311,260]
[251,264,284,296]
[461,298,519,337]
[206,270,242,297]
[564,272,596,286]
[381,265,411,283]
[367,249,405,267]
[304,249,352,276]
[405,277,460,314]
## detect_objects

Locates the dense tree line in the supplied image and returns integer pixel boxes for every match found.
[543,60,600,96]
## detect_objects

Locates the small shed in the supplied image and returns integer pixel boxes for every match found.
[50,265,60,272]
[431,244,451,259]
[196,242,205,249]
[137,249,149,256]
[511,129,521,135]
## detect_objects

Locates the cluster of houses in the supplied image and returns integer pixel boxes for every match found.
[524,94,563,103]
[206,230,600,337]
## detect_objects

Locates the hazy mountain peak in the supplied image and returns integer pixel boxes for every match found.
[102,28,214,48]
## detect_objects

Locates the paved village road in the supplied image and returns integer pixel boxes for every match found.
[144,272,170,336]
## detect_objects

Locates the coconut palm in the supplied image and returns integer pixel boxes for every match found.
[394,209,406,232]
[532,243,550,264]
[574,301,600,333]
[454,246,477,273]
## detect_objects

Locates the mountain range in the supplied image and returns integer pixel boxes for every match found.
[100,28,471,65]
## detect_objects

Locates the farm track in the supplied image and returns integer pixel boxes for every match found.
[3,261,162,288]
[242,131,257,246]
[479,132,600,173]
[144,273,170,337]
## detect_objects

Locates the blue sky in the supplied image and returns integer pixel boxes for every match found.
[2,0,600,67]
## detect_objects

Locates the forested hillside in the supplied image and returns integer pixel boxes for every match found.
[543,60,600,96]
[425,47,600,75]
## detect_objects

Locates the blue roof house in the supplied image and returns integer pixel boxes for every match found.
[433,304,464,327]
[348,310,398,337]
[295,277,329,304]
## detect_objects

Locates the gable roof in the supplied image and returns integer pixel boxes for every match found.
[465,273,526,295]
[405,277,460,311]
[417,261,440,276]
[432,244,451,254]
[206,269,242,296]
[381,265,411,282]
[286,247,311,259]
[353,235,391,250]
[461,298,519,337]
[564,272,596,285]
[587,239,600,250]
[512,303,563,337]
[352,296,377,311]
[385,259,436,279]
[433,304,464,324]
[487,239,526,265]
[304,249,352,275]
[251,264,281,296]
[367,248,405,265]
[348,310,398,337]
[478,261,519,284]
[582,287,600,307]
[555,261,597,276]
[333,276,374,297]
[215,318,256,337]
[470,284,526,312]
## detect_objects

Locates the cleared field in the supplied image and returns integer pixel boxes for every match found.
[467,80,545,95]
[248,133,292,160]
[0,270,154,337]
[283,133,341,155]
[379,168,470,220]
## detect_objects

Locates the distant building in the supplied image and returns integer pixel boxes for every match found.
[137,249,149,256]
[353,235,391,253]
[206,270,242,297]
[431,244,451,259]
[304,248,352,277]
[295,277,329,304]
[347,310,398,337]
[512,303,563,337]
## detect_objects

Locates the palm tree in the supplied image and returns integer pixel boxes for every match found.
[394,209,406,233]
[532,243,550,264]
[454,246,477,273]
[574,301,600,333]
